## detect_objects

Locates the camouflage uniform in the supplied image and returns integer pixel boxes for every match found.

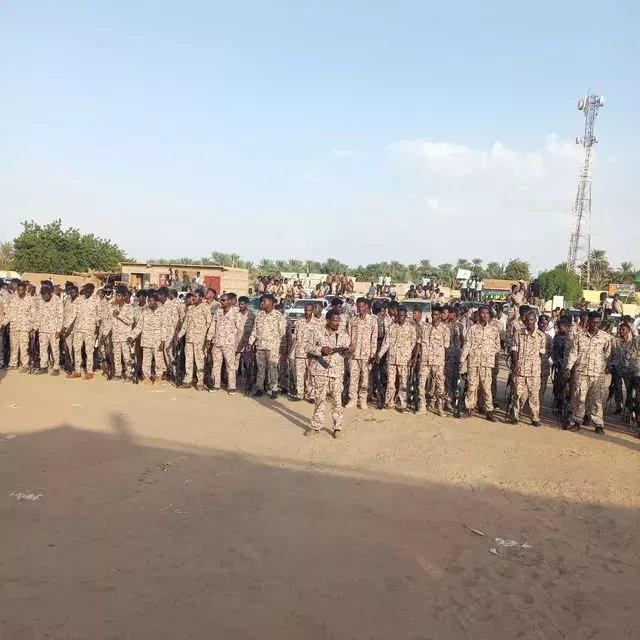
[206,306,243,390]
[68,295,101,373]
[347,314,378,406]
[248,309,285,392]
[610,334,634,410]
[131,306,164,378]
[177,301,212,384]
[461,322,501,413]
[158,300,179,377]
[0,295,8,365]
[539,333,553,405]
[236,307,256,373]
[378,322,417,409]
[278,316,294,391]
[36,297,64,369]
[62,296,79,365]
[111,302,134,377]
[445,321,464,402]
[289,316,321,400]
[418,322,450,411]
[566,330,612,427]
[511,327,547,422]
[7,294,34,367]
[309,326,351,431]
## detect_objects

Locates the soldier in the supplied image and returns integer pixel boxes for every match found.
[168,288,186,325]
[6,281,35,371]
[176,289,211,390]
[110,285,134,379]
[345,298,377,409]
[510,310,547,426]
[157,287,179,380]
[66,283,100,379]
[307,310,351,438]
[205,288,221,314]
[275,304,293,392]
[313,301,324,322]
[0,283,8,368]
[460,305,501,421]
[248,294,285,399]
[129,292,163,385]
[62,284,79,369]
[565,311,612,435]
[98,285,114,337]
[288,302,320,401]
[609,322,634,414]
[329,297,349,332]
[236,296,256,384]
[206,293,242,394]
[377,306,417,412]
[35,285,63,375]
[443,305,464,411]
[538,315,553,406]
[132,290,148,328]
[417,305,450,415]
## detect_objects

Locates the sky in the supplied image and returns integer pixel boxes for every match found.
[1,0,638,274]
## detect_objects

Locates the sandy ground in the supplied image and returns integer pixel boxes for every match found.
[1,369,639,640]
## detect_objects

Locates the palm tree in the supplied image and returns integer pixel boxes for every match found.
[287,259,306,273]
[584,249,611,289]
[456,258,472,271]
[419,259,433,275]
[471,258,484,277]
[616,261,635,284]
[437,263,456,288]
[485,261,505,279]
[257,258,277,275]
[0,241,14,270]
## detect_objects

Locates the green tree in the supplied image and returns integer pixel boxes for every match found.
[12,220,127,274]
[612,261,635,284]
[471,258,484,277]
[582,249,611,289]
[322,258,349,274]
[485,261,505,279]
[538,265,582,306]
[504,259,531,282]
[0,241,14,270]
[436,263,456,288]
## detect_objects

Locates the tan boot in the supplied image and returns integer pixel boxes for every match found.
[67,371,81,379]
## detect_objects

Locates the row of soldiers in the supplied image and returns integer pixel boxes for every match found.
[2,278,639,438]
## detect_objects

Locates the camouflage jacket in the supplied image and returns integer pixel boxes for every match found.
[8,294,35,331]
[309,327,351,378]
[290,316,321,358]
[566,329,612,376]
[206,306,243,347]
[237,309,256,350]
[177,302,212,344]
[348,314,378,360]
[130,307,163,348]
[37,297,64,334]
[511,327,547,377]
[461,323,501,368]
[110,303,134,343]
[378,321,417,366]
[248,309,286,351]
[419,322,451,366]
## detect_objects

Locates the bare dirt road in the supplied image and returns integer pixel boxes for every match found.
[1,371,639,640]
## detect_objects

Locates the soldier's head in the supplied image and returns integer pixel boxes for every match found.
[388,301,399,319]
[262,294,275,312]
[219,293,232,311]
[396,307,407,325]
[137,289,148,306]
[28,284,36,296]
[157,286,169,304]
[10,278,20,293]
[313,301,323,318]
[206,288,216,303]
[432,306,442,325]
[228,293,237,304]
[326,309,341,331]
[116,285,128,305]
[16,281,27,297]
[557,316,570,334]
[304,303,314,320]
[168,289,178,300]
[524,310,537,332]
[103,285,113,300]
[580,310,589,325]
[41,285,52,301]
[619,323,631,341]
[587,311,600,332]
[192,289,204,305]
[538,315,549,332]
[147,292,158,310]
[412,309,422,325]
[185,292,194,305]
[478,305,490,324]
[68,285,78,300]
[53,285,62,297]
[331,297,343,311]
[518,304,530,318]
[238,296,249,313]
[84,283,95,298]
[356,297,369,316]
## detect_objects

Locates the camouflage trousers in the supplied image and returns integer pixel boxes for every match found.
[292,357,312,399]
[113,341,129,377]
[73,331,95,373]
[540,370,550,406]
[465,366,494,413]
[39,332,59,369]
[571,374,605,426]
[256,348,278,392]
[419,364,445,409]
[386,364,409,409]
[348,359,371,405]
[212,345,236,389]
[279,351,289,390]
[514,374,541,421]
[142,345,165,378]
[311,375,344,431]
[185,340,205,383]
[9,329,29,368]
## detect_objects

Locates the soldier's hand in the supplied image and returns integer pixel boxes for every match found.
[113,309,119,317]
[321,346,333,356]
[564,369,571,380]
[205,340,211,350]
[127,338,133,345]
[55,331,60,339]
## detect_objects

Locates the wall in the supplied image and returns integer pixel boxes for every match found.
[19,272,101,288]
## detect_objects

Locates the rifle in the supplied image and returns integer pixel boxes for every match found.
[409,363,420,413]
[163,341,176,384]
[203,343,213,390]
[306,347,350,370]
[60,335,74,374]
[551,365,571,430]
[452,371,467,418]
[98,333,115,380]
[288,355,297,398]
[173,337,186,387]
[243,349,255,396]
[128,341,140,384]
[27,330,39,373]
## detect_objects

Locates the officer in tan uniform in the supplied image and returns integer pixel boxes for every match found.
[236,296,256,380]
[345,298,377,409]
[130,292,164,385]
[248,294,285,399]
[510,310,547,426]
[537,315,553,406]
[377,306,417,412]
[175,289,211,389]
[110,285,134,379]
[307,310,351,438]
[565,311,612,435]
[35,285,63,375]
[206,293,243,394]
[417,305,450,416]
[443,306,464,410]
[67,283,100,379]
[288,302,321,402]
[62,284,79,367]
[460,305,501,421]
[6,281,34,371]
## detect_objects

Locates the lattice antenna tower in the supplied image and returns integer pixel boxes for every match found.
[566,92,605,287]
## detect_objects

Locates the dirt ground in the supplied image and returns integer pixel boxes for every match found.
[1,369,639,640]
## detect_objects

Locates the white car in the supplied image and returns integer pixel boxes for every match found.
[284,298,328,320]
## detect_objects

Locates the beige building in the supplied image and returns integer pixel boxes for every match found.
[119,262,249,294]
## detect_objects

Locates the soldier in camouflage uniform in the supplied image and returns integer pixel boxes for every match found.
[609,322,635,414]
[288,302,321,401]
[307,310,351,438]
[537,315,553,406]
[417,306,450,415]
[176,289,211,390]
[62,284,79,368]
[6,281,34,371]
[565,311,612,435]
[35,285,64,374]
[248,294,285,398]
[156,287,179,380]
[460,306,501,421]
[276,304,293,392]
[236,296,256,382]
[132,290,148,328]
[345,298,377,409]
[110,285,134,378]
[510,310,547,426]
[377,307,417,412]
[129,292,164,384]
[443,306,464,409]
[206,293,242,393]
[66,283,101,379]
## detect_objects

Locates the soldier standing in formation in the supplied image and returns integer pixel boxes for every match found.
[6,281,33,370]
[35,285,63,375]
[176,289,211,390]
[345,298,378,409]
[206,293,243,394]
[288,302,320,402]
[417,305,450,416]
[111,285,134,379]
[130,292,164,385]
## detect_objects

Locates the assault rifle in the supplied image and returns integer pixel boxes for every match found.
[99,333,115,380]
[203,343,213,390]
[60,335,74,374]
[409,362,420,413]
[27,330,39,373]
[452,370,467,419]
[306,347,350,369]
[551,365,571,430]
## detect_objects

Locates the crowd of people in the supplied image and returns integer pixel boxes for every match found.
[1,276,639,439]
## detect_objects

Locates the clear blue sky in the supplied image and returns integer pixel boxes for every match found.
[1,0,637,272]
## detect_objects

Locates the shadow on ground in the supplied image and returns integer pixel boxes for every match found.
[1,416,639,640]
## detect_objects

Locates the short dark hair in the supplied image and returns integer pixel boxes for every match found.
[116,285,128,295]
[518,305,530,317]
[432,305,443,313]
[193,289,204,298]
[238,296,249,304]
[331,297,343,306]
[262,293,276,304]
[588,311,599,319]
[147,291,158,301]
[41,285,52,294]
[356,297,369,306]
[326,309,340,320]
[158,286,169,296]
[85,283,95,291]
[227,292,237,301]
[557,316,571,326]
[137,289,147,297]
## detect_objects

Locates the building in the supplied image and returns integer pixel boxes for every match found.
[119,262,249,294]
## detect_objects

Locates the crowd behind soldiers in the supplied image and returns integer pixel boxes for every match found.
[1,276,639,440]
